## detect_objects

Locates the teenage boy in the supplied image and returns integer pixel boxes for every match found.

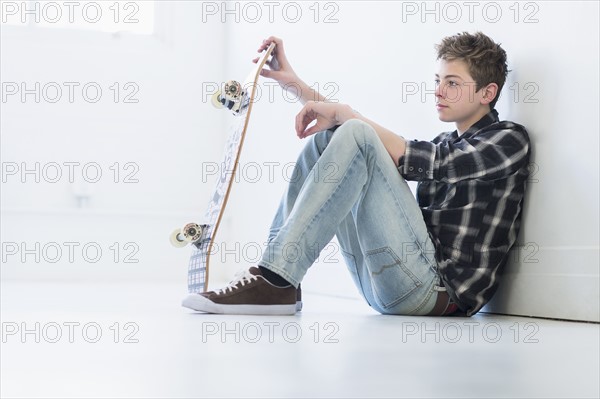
[183,32,531,317]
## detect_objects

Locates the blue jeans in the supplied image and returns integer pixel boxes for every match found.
[260,119,442,315]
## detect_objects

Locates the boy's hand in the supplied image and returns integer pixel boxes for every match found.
[295,102,356,139]
[253,36,300,89]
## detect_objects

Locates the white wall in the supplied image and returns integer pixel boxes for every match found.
[1,1,598,321]
[1,2,227,283]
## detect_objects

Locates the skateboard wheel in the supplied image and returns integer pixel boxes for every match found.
[211,91,225,109]
[170,229,188,248]
[182,223,203,243]
[224,80,242,102]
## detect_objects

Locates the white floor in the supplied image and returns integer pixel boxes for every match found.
[1,281,598,398]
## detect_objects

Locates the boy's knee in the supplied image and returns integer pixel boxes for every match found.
[336,119,378,145]
[339,118,372,133]
[304,128,334,156]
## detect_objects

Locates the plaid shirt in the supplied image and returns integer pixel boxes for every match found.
[398,109,531,316]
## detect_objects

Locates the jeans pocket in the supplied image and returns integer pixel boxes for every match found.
[365,247,423,309]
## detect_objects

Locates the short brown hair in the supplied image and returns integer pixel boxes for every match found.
[435,32,508,109]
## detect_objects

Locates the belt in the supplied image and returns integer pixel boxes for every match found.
[426,290,459,316]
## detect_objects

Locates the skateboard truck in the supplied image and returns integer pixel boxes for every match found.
[211,80,246,114]
[170,223,206,248]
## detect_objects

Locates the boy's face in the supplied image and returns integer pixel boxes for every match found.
[435,59,495,133]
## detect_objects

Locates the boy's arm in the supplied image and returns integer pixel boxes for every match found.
[255,37,326,105]
[400,124,530,182]
[291,79,327,104]
[295,102,529,183]
[295,102,407,165]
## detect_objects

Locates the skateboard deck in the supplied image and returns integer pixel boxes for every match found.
[170,42,275,293]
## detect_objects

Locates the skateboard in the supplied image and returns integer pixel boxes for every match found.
[170,42,276,293]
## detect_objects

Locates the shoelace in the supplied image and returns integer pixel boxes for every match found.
[215,269,259,295]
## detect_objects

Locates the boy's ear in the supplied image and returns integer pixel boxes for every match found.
[480,83,498,105]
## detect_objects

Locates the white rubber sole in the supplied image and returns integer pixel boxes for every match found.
[182,294,297,315]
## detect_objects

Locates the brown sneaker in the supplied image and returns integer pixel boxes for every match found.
[182,267,297,315]
[296,284,303,312]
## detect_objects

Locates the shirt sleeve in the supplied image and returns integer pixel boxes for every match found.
[398,124,530,183]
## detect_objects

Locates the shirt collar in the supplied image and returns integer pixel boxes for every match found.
[459,109,500,137]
